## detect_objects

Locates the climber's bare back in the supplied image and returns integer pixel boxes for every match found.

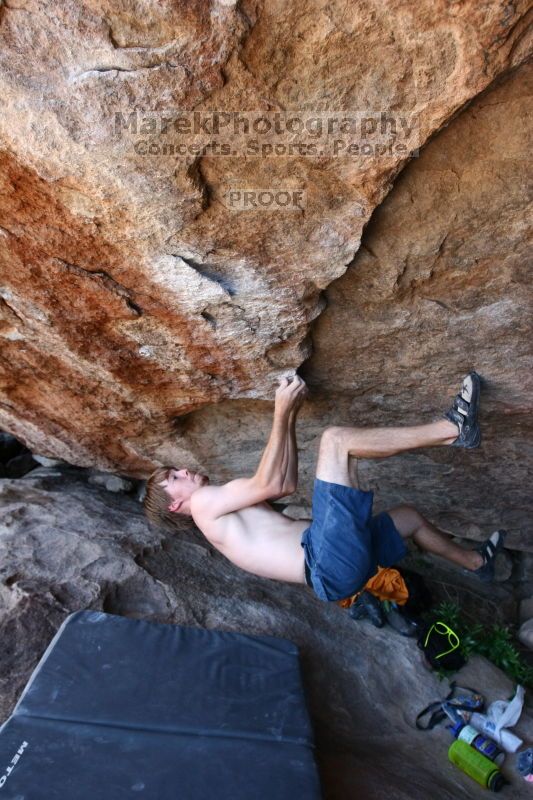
[191,488,309,584]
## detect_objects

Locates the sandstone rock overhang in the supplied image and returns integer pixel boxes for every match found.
[0,1,531,474]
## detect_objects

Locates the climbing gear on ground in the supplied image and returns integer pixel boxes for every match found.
[444,371,481,449]
[516,748,533,781]
[416,682,484,731]
[338,567,408,609]
[449,722,505,767]
[382,602,418,637]
[448,740,506,792]
[348,591,385,627]
[418,619,466,671]
[364,567,409,605]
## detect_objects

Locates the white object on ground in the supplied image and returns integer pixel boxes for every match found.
[470,685,525,753]
[518,619,533,650]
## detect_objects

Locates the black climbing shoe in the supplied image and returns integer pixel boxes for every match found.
[473,530,507,583]
[383,605,419,637]
[444,371,481,449]
[348,591,385,627]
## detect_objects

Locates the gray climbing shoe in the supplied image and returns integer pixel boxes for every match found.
[444,371,481,449]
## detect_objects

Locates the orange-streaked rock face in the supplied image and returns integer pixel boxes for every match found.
[0,0,531,478]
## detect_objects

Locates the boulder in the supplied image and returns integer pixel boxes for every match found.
[0,1,530,476]
[88,471,135,493]
[519,620,533,651]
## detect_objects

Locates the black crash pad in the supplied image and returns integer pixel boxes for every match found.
[0,611,321,799]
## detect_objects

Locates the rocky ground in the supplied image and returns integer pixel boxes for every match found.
[1,461,532,798]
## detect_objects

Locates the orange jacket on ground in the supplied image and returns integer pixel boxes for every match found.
[338,567,408,608]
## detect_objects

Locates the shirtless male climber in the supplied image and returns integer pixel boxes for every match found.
[144,372,506,602]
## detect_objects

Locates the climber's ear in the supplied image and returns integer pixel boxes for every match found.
[168,499,182,513]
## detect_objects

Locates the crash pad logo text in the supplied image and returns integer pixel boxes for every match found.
[0,740,28,789]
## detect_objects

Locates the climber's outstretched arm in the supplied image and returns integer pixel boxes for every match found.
[284,406,299,495]
[254,375,306,497]
[191,377,307,521]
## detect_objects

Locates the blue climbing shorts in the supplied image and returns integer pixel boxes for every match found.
[301,478,408,602]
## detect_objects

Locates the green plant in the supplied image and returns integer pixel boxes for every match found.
[427,602,533,689]
[476,625,533,687]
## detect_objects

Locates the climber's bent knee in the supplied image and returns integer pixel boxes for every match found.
[316,426,352,486]
[386,504,425,539]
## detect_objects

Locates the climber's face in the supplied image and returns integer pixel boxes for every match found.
[159,468,209,514]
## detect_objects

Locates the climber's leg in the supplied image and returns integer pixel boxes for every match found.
[300,421,459,602]
[315,419,458,487]
[316,371,481,486]
[303,419,459,599]
[386,505,507,581]
[386,505,483,570]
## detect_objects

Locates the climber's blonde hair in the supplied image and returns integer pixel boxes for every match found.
[143,466,182,531]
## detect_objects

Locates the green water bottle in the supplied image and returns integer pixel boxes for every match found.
[448,740,505,792]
